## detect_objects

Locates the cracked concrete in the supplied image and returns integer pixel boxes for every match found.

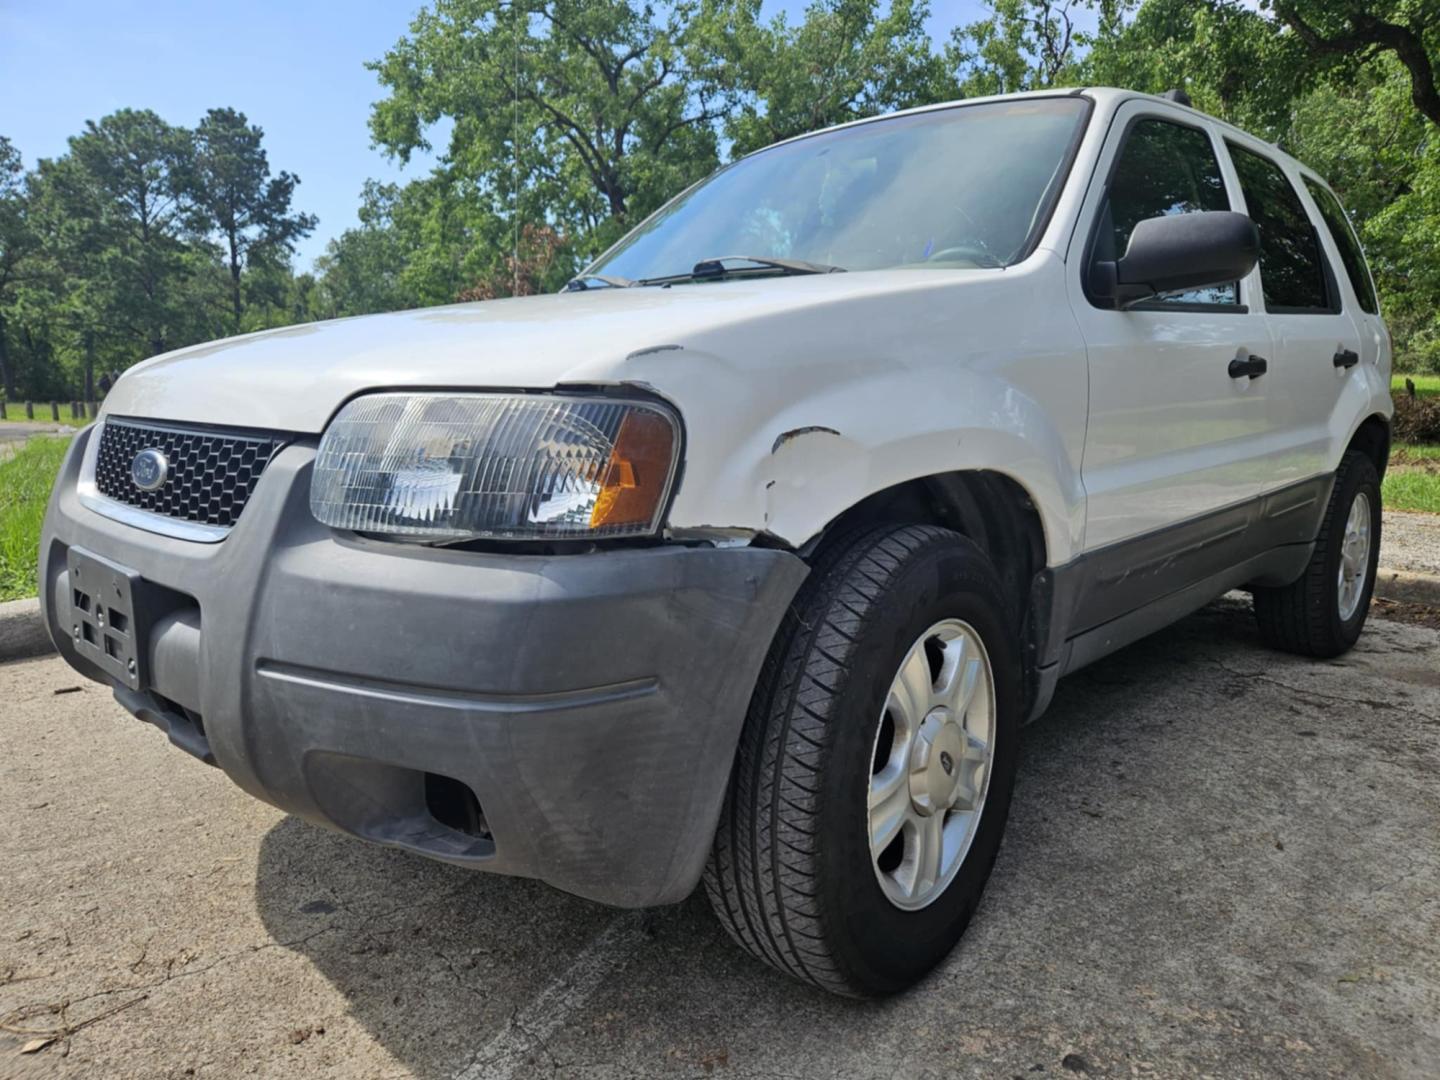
[2,598,1438,1079]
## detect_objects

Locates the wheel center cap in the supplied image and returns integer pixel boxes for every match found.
[908,710,966,816]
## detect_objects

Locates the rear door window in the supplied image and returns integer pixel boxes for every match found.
[1092,118,1238,307]
[1303,178,1379,314]
[1225,142,1334,313]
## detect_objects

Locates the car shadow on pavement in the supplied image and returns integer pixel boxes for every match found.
[252,600,1436,1078]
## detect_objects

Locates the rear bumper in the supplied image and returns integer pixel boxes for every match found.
[40,427,807,907]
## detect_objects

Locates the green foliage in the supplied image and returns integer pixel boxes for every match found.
[0,436,69,602]
[191,108,318,334]
[1285,59,1440,371]
[368,0,736,280]
[1382,469,1440,513]
[722,0,955,155]
[1266,0,1440,126]
[5,0,1440,389]
[1395,374,1440,398]
[948,0,1089,96]
[1082,0,1308,135]
[0,107,317,401]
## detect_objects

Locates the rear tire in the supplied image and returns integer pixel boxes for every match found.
[703,524,1021,996]
[1253,450,1381,658]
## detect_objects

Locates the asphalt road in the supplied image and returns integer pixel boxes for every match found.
[2,599,1438,1080]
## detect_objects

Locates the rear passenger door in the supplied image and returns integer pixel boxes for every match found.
[1221,137,1364,490]
[1069,103,1275,551]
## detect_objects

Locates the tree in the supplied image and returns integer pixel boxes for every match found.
[1287,58,1440,370]
[1081,0,1306,136]
[1270,1,1440,126]
[315,181,426,316]
[0,136,34,398]
[43,109,205,367]
[947,0,1088,97]
[457,222,570,299]
[369,0,737,262]
[190,108,317,333]
[720,0,955,156]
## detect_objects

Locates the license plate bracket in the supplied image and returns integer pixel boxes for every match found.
[65,547,149,691]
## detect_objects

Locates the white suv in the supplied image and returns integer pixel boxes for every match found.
[40,88,1392,996]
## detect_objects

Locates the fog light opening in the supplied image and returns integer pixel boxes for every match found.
[424,772,491,840]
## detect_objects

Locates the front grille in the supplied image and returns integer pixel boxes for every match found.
[94,418,285,530]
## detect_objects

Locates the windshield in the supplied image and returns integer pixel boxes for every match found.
[588,97,1089,282]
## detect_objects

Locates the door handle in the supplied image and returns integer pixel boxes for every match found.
[1333,348,1360,369]
[1228,355,1267,379]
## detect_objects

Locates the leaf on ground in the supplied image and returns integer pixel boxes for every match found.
[20,1037,55,1054]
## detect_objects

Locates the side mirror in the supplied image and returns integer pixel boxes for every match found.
[1093,210,1259,308]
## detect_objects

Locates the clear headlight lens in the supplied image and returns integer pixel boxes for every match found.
[310,393,681,540]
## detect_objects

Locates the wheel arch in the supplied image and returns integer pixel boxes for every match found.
[1346,413,1391,479]
[797,470,1055,718]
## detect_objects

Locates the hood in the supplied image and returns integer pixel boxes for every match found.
[103,270,984,433]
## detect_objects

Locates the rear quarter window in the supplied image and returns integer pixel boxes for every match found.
[1303,178,1379,315]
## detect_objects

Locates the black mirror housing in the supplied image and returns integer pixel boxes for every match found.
[1093,210,1259,308]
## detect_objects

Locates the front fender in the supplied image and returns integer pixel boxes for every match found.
[634,257,1089,564]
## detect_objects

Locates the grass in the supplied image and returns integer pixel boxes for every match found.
[0,436,70,602]
[1389,376,1439,511]
[1383,470,1440,513]
[0,381,1429,602]
[1394,374,1440,398]
[0,403,89,427]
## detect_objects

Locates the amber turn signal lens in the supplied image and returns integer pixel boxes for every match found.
[590,409,677,530]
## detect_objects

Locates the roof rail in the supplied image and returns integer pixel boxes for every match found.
[1161,89,1193,107]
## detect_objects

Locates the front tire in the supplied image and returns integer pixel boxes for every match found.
[704,525,1020,996]
[1253,450,1382,658]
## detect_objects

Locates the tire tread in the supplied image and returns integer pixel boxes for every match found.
[703,524,958,995]
[1253,451,1379,658]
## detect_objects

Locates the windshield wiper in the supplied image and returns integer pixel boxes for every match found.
[564,273,635,291]
[637,255,846,286]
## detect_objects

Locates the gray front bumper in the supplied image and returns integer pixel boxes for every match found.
[40,427,807,907]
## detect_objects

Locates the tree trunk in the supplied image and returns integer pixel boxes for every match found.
[83,330,95,405]
[0,311,15,401]
[229,227,243,334]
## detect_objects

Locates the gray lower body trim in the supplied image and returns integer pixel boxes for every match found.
[1030,474,1333,701]
[40,427,809,908]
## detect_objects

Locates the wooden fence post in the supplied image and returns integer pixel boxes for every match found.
[86,401,97,419]
[50,402,59,421]
[25,402,34,419]
[0,400,6,420]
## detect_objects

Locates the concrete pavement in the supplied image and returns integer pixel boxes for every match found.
[2,599,1438,1079]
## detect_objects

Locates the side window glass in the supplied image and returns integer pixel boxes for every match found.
[1304,177,1379,314]
[1226,142,1332,312]
[1095,118,1237,306]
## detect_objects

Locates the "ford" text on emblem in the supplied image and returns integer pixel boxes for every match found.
[130,448,169,492]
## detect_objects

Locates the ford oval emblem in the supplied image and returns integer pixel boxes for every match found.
[130,448,169,492]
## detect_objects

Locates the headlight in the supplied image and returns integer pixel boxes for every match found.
[310,393,681,540]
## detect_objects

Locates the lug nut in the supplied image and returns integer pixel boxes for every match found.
[127,659,136,675]
[72,625,80,641]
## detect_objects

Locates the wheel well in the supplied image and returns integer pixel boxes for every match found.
[801,472,1051,709]
[1347,414,1391,479]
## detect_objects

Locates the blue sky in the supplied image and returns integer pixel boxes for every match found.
[0,1,990,270]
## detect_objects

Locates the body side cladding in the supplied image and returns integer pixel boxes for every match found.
[1038,473,1334,687]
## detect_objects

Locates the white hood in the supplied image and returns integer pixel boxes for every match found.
[104,271,962,432]
[99,259,1086,555]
